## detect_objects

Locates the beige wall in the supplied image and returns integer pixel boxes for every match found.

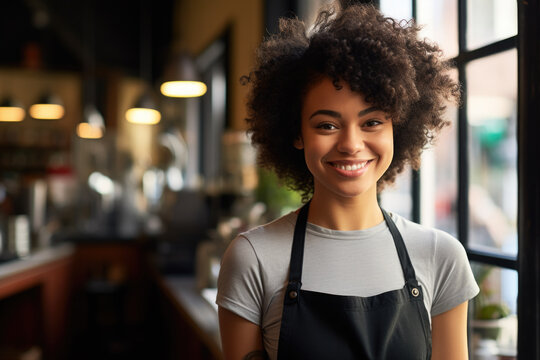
[173,0,264,130]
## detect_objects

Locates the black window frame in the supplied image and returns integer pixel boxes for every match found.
[454,1,518,269]
[516,0,540,357]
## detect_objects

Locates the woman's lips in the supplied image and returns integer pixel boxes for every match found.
[328,160,372,177]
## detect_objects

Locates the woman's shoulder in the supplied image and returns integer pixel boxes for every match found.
[220,212,297,279]
[388,211,467,258]
[223,211,298,268]
[239,211,298,245]
[387,211,479,315]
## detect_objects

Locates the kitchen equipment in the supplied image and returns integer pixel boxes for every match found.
[8,215,30,257]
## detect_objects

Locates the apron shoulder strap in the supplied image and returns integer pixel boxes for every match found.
[288,202,310,285]
[381,209,418,285]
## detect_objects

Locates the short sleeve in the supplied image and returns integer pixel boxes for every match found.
[216,235,264,325]
[431,231,480,316]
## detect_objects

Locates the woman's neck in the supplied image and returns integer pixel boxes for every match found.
[308,190,383,231]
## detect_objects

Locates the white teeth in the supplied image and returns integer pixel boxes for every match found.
[334,161,368,170]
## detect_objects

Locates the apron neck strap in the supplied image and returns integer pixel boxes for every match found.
[288,201,310,285]
[288,202,418,286]
[381,209,418,284]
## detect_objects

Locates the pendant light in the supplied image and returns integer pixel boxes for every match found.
[29,93,65,120]
[126,0,161,125]
[0,97,25,122]
[77,0,105,139]
[77,105,104,139]
[160,51,207,98]
[125,91,161,125]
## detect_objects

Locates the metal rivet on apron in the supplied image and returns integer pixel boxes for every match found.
[289,290,298,299]
[411,288,420,297]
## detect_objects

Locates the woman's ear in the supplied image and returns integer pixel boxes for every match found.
[293,137,304,150]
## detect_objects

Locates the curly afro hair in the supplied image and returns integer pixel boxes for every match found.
[243,2,460,200]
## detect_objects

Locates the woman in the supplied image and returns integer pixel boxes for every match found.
[217,2,479,359]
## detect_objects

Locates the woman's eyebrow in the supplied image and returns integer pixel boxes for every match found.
[309,109,341,120]
[309,106,380,120]
[358,106,379,117]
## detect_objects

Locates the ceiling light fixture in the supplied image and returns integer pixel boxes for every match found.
[126,0,162,125]
[77,0,105,139]
[126,91,161,125]
[0,97,25,122]
[77,105,104,139]
[29,93,65,120]
[160,52,207,98]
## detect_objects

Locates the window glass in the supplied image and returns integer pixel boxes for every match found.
[467,0,517,50]
[380,0,412,22]
[422,96,458,236]
[470,262,517,359]
[416,0,459,58]
[380,166,412,220]
[466,49,517,256]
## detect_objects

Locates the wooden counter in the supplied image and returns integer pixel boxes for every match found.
[0,243,75,359]
[0,242,223,360]
[154,274,222,360]
[0,243,74,289]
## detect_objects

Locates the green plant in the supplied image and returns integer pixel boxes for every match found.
[472,264,510,319]
[471,264,511,340]
[476,303,511,320]
[255,168,302,219]
[472,263,511,320]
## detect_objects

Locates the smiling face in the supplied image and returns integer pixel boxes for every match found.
[295,77,394,204]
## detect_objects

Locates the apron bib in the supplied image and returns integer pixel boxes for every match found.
[277,202,432,359]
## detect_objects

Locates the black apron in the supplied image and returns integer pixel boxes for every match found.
[277,202,432,359]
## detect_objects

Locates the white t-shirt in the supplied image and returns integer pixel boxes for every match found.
[217,210,479,359]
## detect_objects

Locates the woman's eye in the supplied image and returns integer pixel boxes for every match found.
[364,119,382,127]
[317,123,337,130]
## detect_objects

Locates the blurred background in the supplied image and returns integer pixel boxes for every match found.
[0,0,534,359]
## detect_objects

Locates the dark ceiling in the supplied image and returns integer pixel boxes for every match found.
[1,0,175,82]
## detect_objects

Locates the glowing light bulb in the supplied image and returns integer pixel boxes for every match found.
[76,122,103,139]
[125,108,161,125]
[29,104,65,120]
[0,106,25,122]
[160,81,207,98]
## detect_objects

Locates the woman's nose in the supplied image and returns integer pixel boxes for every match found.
[336,127,364,154]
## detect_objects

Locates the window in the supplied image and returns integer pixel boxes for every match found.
[197,35,229,190]
[379,0,537,358]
